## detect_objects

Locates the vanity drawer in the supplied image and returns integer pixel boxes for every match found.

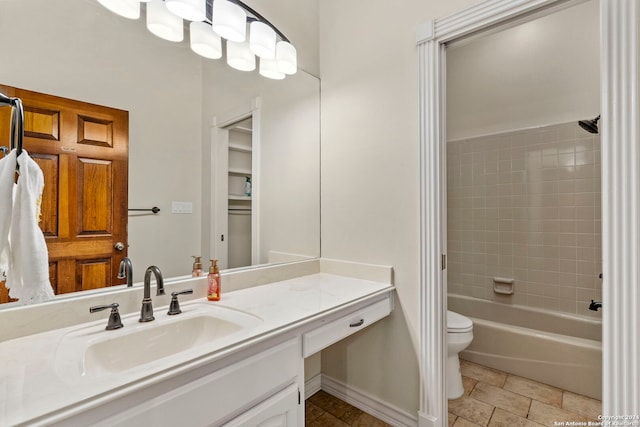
[302,297,392,357]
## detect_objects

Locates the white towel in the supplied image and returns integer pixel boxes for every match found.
[0,150,16,280]
[4,149,54,304]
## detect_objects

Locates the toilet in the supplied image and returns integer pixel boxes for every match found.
[447,310,473,399]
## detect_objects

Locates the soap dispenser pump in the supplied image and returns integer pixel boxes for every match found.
[207,259,221,301]
[192,256,203,277]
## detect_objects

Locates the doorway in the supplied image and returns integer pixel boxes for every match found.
[212,103,260,271]
[417,0,640,424]
[226,117,253,269]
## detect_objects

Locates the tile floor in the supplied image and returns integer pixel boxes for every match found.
[305,360,602,427]
[305,390,391,427]
[448,359,602,426]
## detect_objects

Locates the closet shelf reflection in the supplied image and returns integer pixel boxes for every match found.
[228,143,252,153]
[229,167,252,175]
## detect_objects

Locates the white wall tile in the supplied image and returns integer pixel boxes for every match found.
[447,122,601,316]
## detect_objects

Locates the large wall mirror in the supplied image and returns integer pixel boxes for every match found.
[0,0,320,306]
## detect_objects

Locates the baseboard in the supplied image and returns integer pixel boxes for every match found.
[418,412,440,427]
[305,373,322,399]
[319,374,418,427]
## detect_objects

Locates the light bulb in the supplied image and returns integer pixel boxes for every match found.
[165,0,206,22]
[97,0,140,20]
[259,58,285,80]
[275,41,297,75]
[227,40,255,72]
[190,21,222,59]
[147,0,184,42]
[211,0,246,42]
[249,21,276,59]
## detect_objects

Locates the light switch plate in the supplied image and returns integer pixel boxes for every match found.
[171,201,193,214]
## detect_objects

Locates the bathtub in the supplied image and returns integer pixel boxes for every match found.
[448,294,602,400]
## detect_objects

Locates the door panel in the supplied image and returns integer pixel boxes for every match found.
[0,84,128,303]
[76,258,111,291]
[24,106,60,141]
[77,158,113,235]
[32,153,59,237]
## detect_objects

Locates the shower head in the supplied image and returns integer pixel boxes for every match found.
[578,115,600,134]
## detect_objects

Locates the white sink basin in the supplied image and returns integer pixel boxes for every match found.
[54,302,262,378]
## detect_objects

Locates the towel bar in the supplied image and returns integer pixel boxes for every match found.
[128,207,160,214]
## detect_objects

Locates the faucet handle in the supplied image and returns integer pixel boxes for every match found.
[167,289,194,315]
[90,303,124,330]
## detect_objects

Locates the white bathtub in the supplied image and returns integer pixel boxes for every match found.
[448,294,602,400]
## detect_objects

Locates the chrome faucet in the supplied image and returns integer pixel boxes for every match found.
[117,257,133,287]
[139,265,165,322]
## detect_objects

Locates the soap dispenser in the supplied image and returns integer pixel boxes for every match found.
[244,176,252,197]
[191,256,203,277]
[207,259,221,301]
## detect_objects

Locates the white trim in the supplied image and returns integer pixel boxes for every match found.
[417,36,447,427]
[320,375,418,427]
[304,374,321,399]
[432,0,574,44]
[601,0,640,415]
[213,98,261,128]
[210,125,229,268]
[416,0,640,423]
[210,98,262,270]
[415,20,434,44]
[250,106,261,265]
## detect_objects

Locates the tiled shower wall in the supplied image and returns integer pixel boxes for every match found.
[447,122,602,317]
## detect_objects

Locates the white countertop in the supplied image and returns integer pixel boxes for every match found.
[0,272,393,426]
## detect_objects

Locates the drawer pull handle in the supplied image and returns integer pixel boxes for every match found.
[349,319,364,328]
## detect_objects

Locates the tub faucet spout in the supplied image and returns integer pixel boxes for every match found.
[589,300,602,311]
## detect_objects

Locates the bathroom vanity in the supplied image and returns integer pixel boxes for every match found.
[0,262,394,426]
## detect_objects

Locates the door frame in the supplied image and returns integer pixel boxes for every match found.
[211,98,262,269]
[416,0,640,425]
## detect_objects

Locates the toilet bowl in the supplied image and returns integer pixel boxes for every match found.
[447,310,473,399]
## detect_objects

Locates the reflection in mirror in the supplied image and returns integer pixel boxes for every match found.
[0,0,320,306]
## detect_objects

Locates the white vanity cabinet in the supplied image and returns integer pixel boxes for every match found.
[4,272,394,427]
[223,384,300,427]
[55,337,302,427]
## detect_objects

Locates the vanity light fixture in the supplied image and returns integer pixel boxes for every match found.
[259,58,285,80]
[275,40,297,75]
[97,0,142,20]
[190,21,222,59]
[211,0,246,43]
[165,0,206,22]
[96,0,297,79]
[146,0,184,42]
[249,21,276,59]
[227,40,256,72]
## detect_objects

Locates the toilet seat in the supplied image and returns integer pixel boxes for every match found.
[447,310,473,333]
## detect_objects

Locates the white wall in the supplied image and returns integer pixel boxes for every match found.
[0,0,203,280]
[446,0,599,141]
[318,0,482,414]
